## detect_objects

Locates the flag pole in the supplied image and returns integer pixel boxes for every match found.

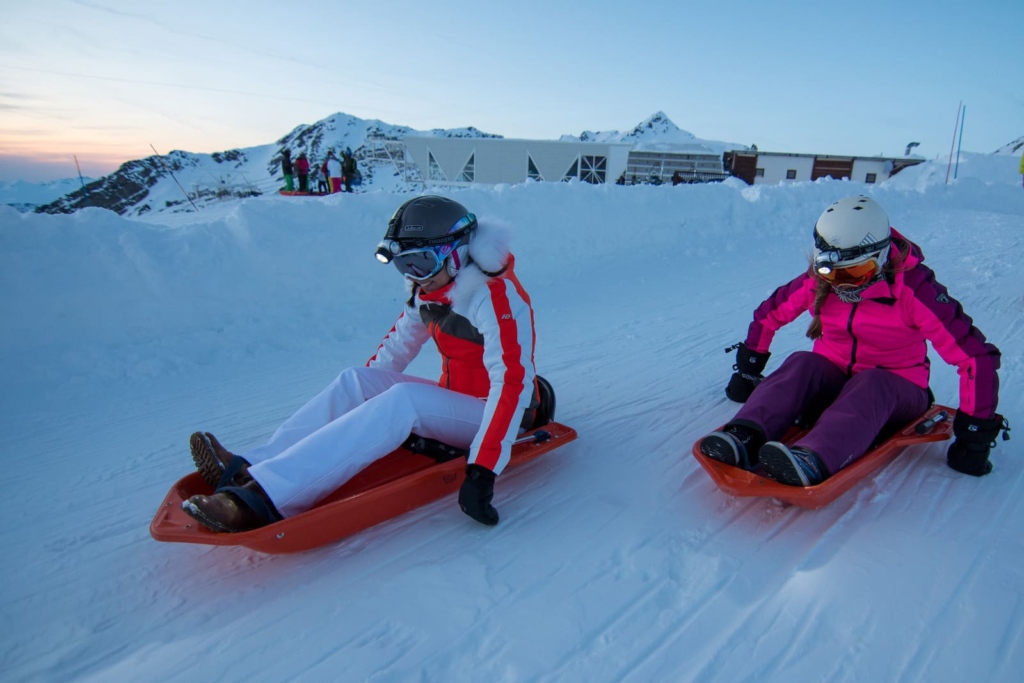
[945,100,962,185]
[954,105,966,180]
[150,144,199,212]
[73,155,90,206]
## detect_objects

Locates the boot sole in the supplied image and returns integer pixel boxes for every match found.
[699,433,740,467]
[759,442,811,487]
[189,432,226,490]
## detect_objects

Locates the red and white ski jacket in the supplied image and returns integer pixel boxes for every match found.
[744,230,1001,419]
[367,253,537,475]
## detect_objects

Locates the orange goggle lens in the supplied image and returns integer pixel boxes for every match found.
[816,260,879,286]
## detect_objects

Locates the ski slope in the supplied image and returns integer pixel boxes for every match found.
[1,152,1022,682]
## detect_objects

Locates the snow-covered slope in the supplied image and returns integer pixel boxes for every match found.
[994,135,1024,155]
[1,154,1022,682]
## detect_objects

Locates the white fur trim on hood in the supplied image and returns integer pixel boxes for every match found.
[467,218,511,274]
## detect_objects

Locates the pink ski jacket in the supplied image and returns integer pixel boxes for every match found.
[744,230,1000,418]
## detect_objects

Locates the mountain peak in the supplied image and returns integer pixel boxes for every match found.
[627,111,694,141]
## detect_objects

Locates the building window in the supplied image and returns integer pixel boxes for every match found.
[428,151,447,181]
[755,168,764,177]
[865,173,877,184]
[580,155,607,184]
[527,156,543,181]
[562,158,579,182]
[456,153,475,183]
[786,169,797,180]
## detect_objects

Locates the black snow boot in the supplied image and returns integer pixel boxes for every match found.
[699,422,766,470]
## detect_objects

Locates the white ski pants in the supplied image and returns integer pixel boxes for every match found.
[244,367,486,518]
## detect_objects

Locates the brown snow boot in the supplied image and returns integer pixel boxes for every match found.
[181,479,280,533]
[189,431,249,490]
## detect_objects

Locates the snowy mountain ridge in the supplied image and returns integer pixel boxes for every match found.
[34,112,503,217]
[0,176,92,212]
[34,111,740,218]
[565,110,739,154]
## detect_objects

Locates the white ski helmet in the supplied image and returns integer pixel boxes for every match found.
[812,196,892,286]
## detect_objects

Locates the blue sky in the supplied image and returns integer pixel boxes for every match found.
[1,0,1020,182]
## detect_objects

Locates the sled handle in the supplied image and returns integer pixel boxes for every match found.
[515,430,551,445]
[915,410,949,435]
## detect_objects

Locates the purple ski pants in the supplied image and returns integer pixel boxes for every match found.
[733,351,930,474]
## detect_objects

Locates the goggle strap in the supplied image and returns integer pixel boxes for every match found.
[813,228,890,263]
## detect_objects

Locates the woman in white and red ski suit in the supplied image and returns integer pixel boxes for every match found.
[183,196,537,531]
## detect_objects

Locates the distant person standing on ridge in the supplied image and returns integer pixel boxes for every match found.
[327,151,342,193]
[281,149,294,192]
[1019,150,1024,189]
[319,158,331,193]
[295,152,310,193]
[313,160,328,193]
[342,149,357,192]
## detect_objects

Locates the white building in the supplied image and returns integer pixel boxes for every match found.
[622,145,729,185]
[724,150,924,185]
[402,136,632,186]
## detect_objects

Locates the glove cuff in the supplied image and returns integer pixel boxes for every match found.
[953,411,1004,447]
[736,343,770,375]
[466,463,496,483]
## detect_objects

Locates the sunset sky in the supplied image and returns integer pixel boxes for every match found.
[1,0,1020,182]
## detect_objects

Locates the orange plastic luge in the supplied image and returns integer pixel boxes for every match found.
[691,405,954,509]
[151,422,577,554]
[278,190,328,197]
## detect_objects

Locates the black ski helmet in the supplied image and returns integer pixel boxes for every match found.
[375,196,477,277]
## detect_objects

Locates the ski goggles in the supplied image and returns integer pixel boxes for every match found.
[814,258,881,287]
[812,229,890,287]
[391,240,462,280]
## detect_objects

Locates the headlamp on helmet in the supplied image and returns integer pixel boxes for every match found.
[375,240,402,264]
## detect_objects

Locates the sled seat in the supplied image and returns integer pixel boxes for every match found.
[404,375,556,463]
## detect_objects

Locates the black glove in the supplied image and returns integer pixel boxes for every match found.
[725,343,770,403]
[946,411,1006,477]
[459,464,499,526]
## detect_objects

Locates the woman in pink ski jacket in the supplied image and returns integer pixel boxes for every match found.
[700,196,1007,487]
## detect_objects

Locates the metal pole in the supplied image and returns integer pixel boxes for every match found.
[73,154,90,206]
[954,105,966,179]
[945,100,962,185]
[150,144,199,211]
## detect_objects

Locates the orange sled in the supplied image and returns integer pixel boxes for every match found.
[279,190,329,197]
[151,422,577,554]
[691,404,954,509]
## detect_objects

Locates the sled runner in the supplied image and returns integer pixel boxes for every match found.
[151,422,577,554]
[691,404,954,509]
